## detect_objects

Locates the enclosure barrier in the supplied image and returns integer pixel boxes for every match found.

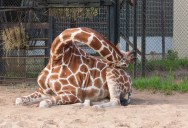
[0,0,179,84]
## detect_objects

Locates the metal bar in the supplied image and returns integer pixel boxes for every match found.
[45,30,49,66]
[47,0,101,3]
[31,38,49,41]
[108,6,111,40]
[125,0,130,51]
[0,41,3,84]
[109,2,115,43]
[161,0,165,59]
[133,0,137,78]
[0,0,3,6]
[45,0,113,6]
[0,17,3,83]
[109,0,120,45]
[1,56,49,59]
[28,46,49,49]
[141,0,146,77]
[120,32,142,55]
[1,23,49,29]
[46,16,54,65]
[114,0,120,45]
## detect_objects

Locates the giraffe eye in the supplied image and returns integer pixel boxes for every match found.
[122,58,126,61]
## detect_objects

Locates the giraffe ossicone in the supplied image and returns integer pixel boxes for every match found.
[15,27,134,108]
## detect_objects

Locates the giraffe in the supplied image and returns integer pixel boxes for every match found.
[15,27,134,108]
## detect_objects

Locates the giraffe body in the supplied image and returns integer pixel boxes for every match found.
[15,27,133,108]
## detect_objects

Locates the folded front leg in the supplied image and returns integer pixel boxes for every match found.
[15,88,51,106]
[39,92,83,108]
[93,67,132,108]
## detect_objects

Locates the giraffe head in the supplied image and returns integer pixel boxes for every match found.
[114,44,135,68]
[114,50,135,68]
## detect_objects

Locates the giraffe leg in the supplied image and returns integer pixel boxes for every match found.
[71,99,91,107]
[72,99,110,107]
[93,83,131,108]
[15,88,51,106]
[93,79,121,108]
[39,92,82,108]
[93,67,132,108]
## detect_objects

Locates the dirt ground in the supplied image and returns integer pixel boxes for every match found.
[0,83,188,128]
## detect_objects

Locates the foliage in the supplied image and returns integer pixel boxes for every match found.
[126,50,188,72]
[166,50,178,61]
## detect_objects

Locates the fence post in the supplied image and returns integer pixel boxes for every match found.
[141,0,146,77]
[161,0,165,59]
[133,0,137,78]
[109,0,120,45]
[46,16,54,65]
[109,3,115,43]
[0,42,3,84]
[115,0,120,45]
[125,0,130,51]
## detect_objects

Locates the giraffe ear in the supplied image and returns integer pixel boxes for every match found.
[115,43,120,50]
[127,0,135,6]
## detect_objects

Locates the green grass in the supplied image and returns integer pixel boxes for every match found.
[126,58,188,72]
[133,76,188,95]
[145,59,188,71]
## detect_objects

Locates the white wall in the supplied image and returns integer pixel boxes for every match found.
[173,0,188,58]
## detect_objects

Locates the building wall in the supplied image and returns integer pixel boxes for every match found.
[173,0,188,58]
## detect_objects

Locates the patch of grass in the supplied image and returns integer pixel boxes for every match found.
[145,59,188,71]
[126,58,188,74]
[133,76,188,94]
[126,50,188,72]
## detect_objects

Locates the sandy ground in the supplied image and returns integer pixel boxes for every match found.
[0,84,188,128]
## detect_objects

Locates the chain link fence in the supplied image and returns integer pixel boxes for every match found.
[0,0,49,83]
[119,0,183,78]
[0,0,111,83]
[0,0,187,83]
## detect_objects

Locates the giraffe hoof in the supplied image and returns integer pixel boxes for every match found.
[39,100,51,108]
[15,98,23,105]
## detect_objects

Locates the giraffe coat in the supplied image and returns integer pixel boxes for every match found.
[16,27,133,107]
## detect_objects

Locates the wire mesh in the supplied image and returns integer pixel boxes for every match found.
[0,3,48,82]
[0,2,110,82]
[120,0,174,77]
[0,0,181,82]
[53,6,109,55]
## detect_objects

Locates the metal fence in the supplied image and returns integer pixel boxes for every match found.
[119,0,174,77]
[0,0,49,83]
[0,0,185,83]
[0,0,114,83]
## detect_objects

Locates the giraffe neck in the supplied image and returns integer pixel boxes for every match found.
[50,27,123,63]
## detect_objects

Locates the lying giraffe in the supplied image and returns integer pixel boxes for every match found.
[15,27,134,108]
